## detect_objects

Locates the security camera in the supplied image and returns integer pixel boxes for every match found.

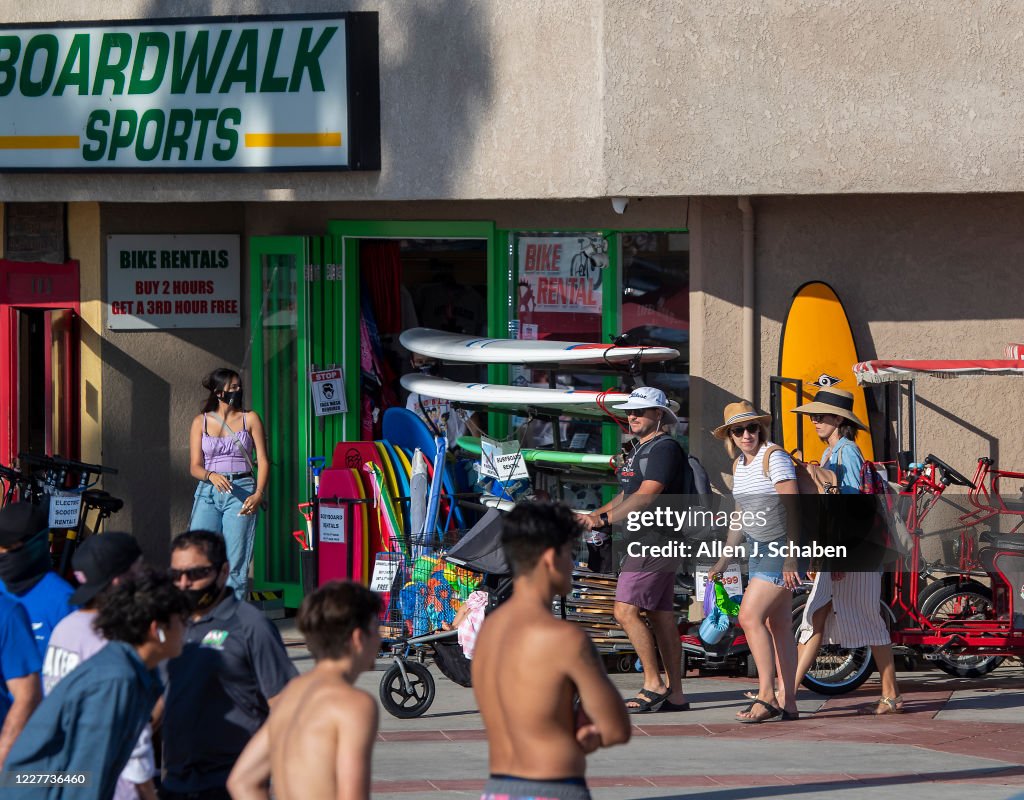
[611,196,629,214]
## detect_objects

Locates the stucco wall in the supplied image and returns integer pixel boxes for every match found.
[695,194,1024,539]
[4,2,1024,201]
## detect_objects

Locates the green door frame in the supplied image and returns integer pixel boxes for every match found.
[249,236,310,608]
[324,220,501,443]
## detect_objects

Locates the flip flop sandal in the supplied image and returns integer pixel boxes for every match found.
[860,696,904,715]
[658,700,691,713]
[625,689,669,714]
[736,698,783,724]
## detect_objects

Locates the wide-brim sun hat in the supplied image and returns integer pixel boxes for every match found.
[712,400,772,440]
[612,386,679,424]
[791,387,867,430]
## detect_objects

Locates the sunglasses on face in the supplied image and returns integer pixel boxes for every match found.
[729,423,761,437]
[809,414,831,423]
[168,564,220,582]
[626,408,652,418]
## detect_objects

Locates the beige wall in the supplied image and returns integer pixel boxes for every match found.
[67,204,104,469]
[693,194,1024,537]
[4,2,1024,201]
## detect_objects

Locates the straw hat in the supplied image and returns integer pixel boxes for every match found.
[791,387,867,430]
[712,401,772,440]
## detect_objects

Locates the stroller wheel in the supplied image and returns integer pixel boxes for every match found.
[379,660,436,718]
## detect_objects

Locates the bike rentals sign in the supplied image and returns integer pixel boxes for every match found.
[106,234,240,329]
[0,14,379,171]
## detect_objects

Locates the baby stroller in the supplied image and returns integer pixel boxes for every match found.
[378,509,513,718]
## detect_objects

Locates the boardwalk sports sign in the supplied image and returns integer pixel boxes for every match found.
[0,14,380,170]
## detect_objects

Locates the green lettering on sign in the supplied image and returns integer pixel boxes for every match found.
[129,32,169,95]
[20,34,59,97]
[219,29,258,93]
[171,30,231,95]
[54,34,90,96]
[93,33,132,95]
[0,36,21,97]
[289,26,336,92]
[259,29,288,93]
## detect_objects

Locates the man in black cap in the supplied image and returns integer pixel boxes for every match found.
[0,502,74,657]
[41,532,157,799]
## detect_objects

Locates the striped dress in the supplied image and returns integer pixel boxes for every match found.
[797,438,891,648]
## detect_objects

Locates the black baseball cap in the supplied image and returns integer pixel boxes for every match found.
[70,532,143,606]
[0,502,49,548]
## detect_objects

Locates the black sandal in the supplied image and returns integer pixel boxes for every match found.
[736,698,782,724]
[625,689,669,714]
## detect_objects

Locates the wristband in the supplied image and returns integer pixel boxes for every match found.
[205,471,212,481]
[599,512,610,526]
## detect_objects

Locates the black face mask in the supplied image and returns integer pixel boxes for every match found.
[184,580,227,613]
[416,362,439,376]
[0,530,52,595]
[221,389,244,409]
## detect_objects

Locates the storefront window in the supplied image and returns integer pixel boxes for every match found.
[620,231,689,447]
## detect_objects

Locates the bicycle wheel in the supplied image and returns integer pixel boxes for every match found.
[919,582,1004,678]
[379,660,435,718]
[792,595,875,695]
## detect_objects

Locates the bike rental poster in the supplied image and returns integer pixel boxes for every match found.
[516,234,605,340]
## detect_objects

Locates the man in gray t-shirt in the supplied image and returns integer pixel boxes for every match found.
[42,533,155,800]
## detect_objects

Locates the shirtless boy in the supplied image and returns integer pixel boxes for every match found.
[473,502,631,800]
[227,581,381,800]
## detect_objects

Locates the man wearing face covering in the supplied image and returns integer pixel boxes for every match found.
[0,502,74,657]
[162,530,297,800]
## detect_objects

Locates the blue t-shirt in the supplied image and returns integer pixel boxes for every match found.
[1,571,75,658]
[0,594,42,727]
[823,437,865,495]
[5,641,162,800]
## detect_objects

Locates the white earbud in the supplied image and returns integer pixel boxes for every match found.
[157,628,166,644]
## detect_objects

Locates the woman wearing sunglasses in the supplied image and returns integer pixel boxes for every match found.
[709,401,800,723]
[792,388,903,714]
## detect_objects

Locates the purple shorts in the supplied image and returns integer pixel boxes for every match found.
[614,570,675,612]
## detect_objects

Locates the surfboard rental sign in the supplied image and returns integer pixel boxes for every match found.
[0,13,380,171]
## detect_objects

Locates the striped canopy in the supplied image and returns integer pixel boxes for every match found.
[855,355,1024,384]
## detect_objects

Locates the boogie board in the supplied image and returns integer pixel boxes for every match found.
[778,281,874,463]
[383,408,465,528]
[401,374,668,422]
[400,327,679,366]
[375,442,406,536]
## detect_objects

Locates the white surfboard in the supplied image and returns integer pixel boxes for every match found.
[401,374,679,420]
[399,328,679,366]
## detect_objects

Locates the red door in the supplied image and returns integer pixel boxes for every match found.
[0,260,80,465]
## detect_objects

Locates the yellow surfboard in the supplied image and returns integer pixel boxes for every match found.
[353,466,370,584]
[778,281,873,463]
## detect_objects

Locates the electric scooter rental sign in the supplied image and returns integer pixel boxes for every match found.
[0,13,380,171]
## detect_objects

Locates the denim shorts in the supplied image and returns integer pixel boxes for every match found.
[747,538,793,587]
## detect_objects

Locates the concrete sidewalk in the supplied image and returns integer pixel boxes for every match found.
[280,623,1024,799]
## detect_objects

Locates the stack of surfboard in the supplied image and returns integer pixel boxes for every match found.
[399,328,681,421]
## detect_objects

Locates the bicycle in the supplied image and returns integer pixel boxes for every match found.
[797,453,1024,694]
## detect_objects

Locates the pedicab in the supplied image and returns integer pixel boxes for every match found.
[795,352,1024,694]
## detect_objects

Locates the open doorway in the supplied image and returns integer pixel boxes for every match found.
[357,238,488,441]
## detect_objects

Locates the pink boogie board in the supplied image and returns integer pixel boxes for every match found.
[318,468,367,586]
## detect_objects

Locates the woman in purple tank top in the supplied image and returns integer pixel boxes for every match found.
[188,367,269,601]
